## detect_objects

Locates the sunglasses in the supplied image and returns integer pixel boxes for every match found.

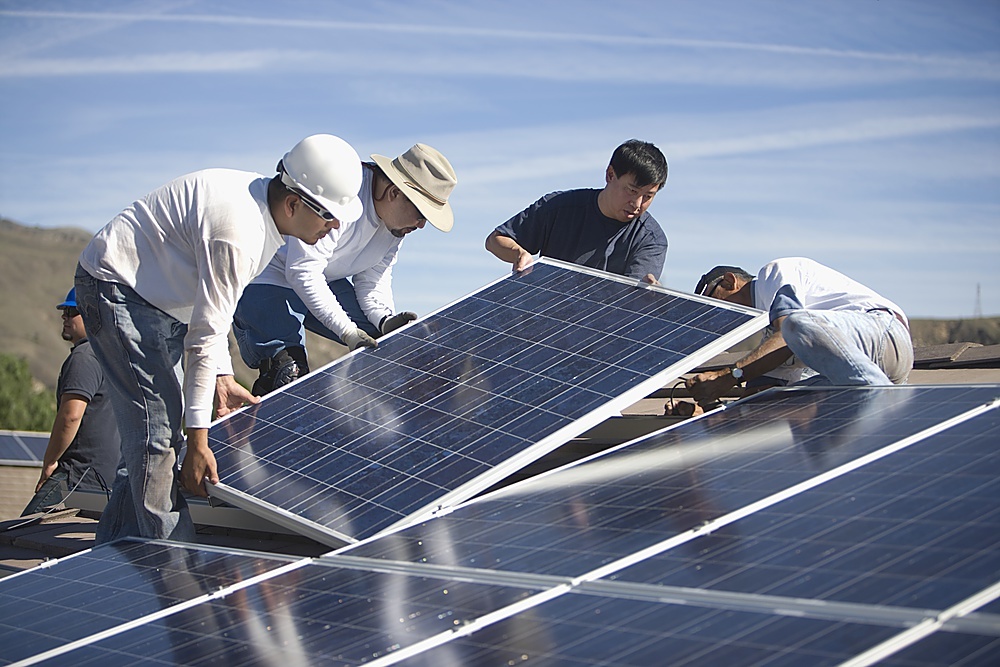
[293,189,337,222]
[61,307,80,318]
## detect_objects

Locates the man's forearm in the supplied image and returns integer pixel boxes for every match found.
[42,398,86,467]
[485,231,523,262]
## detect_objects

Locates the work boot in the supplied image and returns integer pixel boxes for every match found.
[251,346,310,396]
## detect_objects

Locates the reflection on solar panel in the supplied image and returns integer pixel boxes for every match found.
[344,385,1000,578]
[4,385,999,666]
[0,539,299,665]
[0,429,47,466]
[609,404,1000,611]
[27,554,549,667]
[209,258,766,546]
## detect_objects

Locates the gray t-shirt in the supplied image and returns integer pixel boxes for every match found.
[57,339,120,490]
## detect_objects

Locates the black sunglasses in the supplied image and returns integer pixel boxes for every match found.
[61,306,80,318]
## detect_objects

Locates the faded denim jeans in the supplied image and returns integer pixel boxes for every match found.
[21,470,68,516]
[75,265,195,544]
[783,309,913,386]
[233,279,379,369]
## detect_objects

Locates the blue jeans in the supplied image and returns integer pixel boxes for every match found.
[21,470,68,516]
[75,266,195,544]
[233,280,379,369]
[782,309,913,386]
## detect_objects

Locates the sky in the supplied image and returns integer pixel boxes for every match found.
[1,0,998,319]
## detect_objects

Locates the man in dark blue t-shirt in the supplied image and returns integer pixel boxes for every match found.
[486,139,668,281]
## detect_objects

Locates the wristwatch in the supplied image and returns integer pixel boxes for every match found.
[730,366,744,383]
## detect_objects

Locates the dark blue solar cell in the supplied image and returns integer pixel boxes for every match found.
[210,259,764,545]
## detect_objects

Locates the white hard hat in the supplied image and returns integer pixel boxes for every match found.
[279,134,363,223]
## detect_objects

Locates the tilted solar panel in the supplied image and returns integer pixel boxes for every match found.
[208,259,766,546]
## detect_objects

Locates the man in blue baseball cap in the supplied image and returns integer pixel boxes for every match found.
[21,288,120,515]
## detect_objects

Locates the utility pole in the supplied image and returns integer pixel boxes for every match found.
[974,282,982,319]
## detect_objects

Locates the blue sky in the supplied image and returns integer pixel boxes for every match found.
[1,0,998,318]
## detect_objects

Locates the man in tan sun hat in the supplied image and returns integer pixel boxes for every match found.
[234,143,458,394]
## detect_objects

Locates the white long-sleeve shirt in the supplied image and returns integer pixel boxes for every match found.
[79,169,284,428]
[251,166,401,337]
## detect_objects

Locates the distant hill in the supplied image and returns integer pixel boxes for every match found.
[0,217,347,390]
[1,217,997,391]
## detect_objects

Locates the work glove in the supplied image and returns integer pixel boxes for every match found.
[342,327,378,351]
[381,311,418,335]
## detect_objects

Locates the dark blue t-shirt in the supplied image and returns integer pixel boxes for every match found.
[494,189,667,279]
[57,339,120,490]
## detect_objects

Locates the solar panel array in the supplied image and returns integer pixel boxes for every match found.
[208,259,767,546]
[3,385,998,666]
[0,429,47,466]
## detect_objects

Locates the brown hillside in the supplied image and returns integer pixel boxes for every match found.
[0,218,346,390]
[1,218,997,391]
[0,218,94,388]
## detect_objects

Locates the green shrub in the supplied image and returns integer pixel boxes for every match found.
[0,354,56,431]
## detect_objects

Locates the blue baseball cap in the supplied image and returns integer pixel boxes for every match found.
[57,288,77,309]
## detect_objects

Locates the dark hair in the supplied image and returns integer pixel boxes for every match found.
[609,139,668,188]
[694,265,754,296]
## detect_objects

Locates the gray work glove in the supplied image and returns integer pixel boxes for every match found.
[381,311,417,335]
[342,327,378,351]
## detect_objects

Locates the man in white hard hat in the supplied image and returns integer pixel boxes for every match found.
[75,134,364,544]
[233,143,458,395]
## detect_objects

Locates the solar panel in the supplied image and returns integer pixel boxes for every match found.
[607,406,1000,612]
[342,385,1000,579]
[208,258,767,546]
[0,539,299,665]
[403,590,906,666]
[0,429,47,466]
[4,385,999,665]
[24,556,551,667]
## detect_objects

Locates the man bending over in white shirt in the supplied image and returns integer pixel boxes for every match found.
[234,143,458,395]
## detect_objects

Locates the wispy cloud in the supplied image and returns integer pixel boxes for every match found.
[3,8,996,69]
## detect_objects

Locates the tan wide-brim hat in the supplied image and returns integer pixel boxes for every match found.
[371,144,457,232]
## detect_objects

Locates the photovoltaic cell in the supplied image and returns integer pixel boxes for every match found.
[209,259,766,545]
[0,429,47,465]
[0,539,296,665]
[342,385,1000,578]
[608,407,1000,611]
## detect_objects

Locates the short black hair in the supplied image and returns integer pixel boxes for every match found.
[695,265,754,296]
[609,139,668,188]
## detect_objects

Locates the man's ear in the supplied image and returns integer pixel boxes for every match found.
[722,271,738,290]
[605,165,616,185]
[282,192,299,218]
